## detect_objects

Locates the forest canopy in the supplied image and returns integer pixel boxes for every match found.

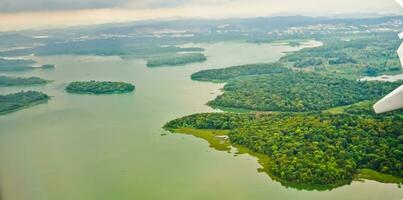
[0,76,50,86]
[66,81,135,94]
[208,72,401,112]
[191,63,290,82]
[164,104,403,187]
[0,91,50,114]
[146,53,207,67]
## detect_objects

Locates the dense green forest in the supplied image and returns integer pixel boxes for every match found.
[66,81,135,94]
[146,53,207,67]
[0,91,50,114]
[209,72,401,112]
[0,58,35,71]
[332,100,403,116]
[164,103,403,187]
[191,63,290,82]
[0,76,50,86]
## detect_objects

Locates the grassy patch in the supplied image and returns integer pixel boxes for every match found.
[172,128,231,152]
[356,169,403,184]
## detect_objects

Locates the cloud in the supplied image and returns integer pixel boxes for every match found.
[0,0,400,31]
[0,0,400,13]
[0,0,126,12]
[0,0,196,12]
[123,0,189,9]
[123,0,244,8]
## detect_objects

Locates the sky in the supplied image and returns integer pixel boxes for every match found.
[0,0,401,31]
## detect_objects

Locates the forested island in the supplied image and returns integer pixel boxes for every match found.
[0,91,50,114]
[41,64,55,69]
[164,102,403,189]
[146,53,207,67]
[0,76,50,86]
[191,63,290,82]
[66,81,135,94]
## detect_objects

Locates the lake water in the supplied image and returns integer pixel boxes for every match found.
[0,42,401,200]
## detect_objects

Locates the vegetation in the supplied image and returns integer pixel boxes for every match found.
[341,100,403,116]
[0,76,50,86]
[190,34,402,113]
[41,64,55,69]
[0,91,50,114]
[209,72,401,112]
[164,104,403,188]
[356,169,403,184]
[191,63,290,82]
[280,33,401,77]
[174,128,231,152]
[66,81,135,94]
[146,53,207,67]
[294,58,323,68]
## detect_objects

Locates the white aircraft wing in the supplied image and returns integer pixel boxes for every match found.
[373,31,403,113]
[373,85,403,113]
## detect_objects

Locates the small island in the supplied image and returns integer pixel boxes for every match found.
[0,91,50,115]
[41,64,55,69]
[0,76,50,86]
[66,81,135,94]
[146,53,207,67]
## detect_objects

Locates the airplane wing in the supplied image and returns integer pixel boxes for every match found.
[373,32,403,113]
[373,85,403,113]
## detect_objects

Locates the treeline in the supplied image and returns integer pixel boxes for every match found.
[191,63,290,82]
[164,106,403,187]
[146,53,207,67]
[343,101,403,116]
[66,81,135,94]
[0,76,49,86]
[0,91,50,114]
[209,72,401,112]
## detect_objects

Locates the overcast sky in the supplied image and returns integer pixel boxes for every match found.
[0,0,401,31]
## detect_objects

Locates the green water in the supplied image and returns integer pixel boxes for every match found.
[0,42,401,200]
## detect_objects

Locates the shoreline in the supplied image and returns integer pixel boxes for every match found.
[167,127,403,190]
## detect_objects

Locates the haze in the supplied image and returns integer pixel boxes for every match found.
[0,0,401,31]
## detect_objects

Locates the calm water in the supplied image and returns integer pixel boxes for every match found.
[0,42,401,200]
